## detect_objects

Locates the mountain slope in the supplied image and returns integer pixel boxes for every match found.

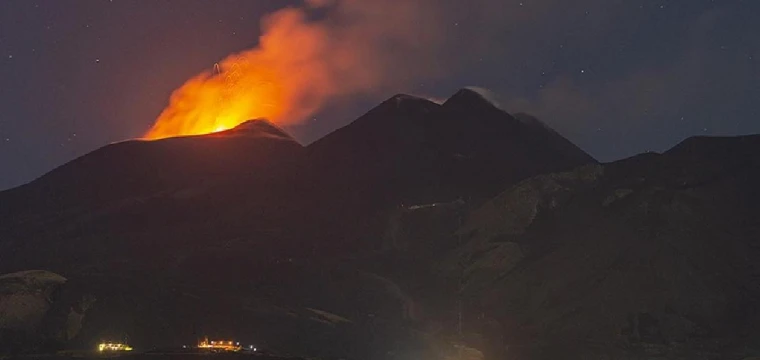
[307,90,594,206]
[437,135,760,359]
[301,90,595,254]
[0,89,601,359]
[0,119,305,273]
[0,119,302,211]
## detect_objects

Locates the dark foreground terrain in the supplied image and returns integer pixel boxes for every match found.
[2,89,760,359]
[6,353,302,360]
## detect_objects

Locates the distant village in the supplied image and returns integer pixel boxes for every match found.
[96,336,260,356]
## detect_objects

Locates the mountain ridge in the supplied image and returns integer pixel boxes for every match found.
[4,89,759,359]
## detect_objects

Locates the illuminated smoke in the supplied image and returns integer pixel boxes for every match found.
[143,0,446,139]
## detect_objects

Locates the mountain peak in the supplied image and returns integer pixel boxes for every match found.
[390,93,432,103]
[443,87,504,112]
[215,119,297,142]
[231,118,281,132]
[381,93,441,112]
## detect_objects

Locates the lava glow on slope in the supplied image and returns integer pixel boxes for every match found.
[143,7,337,140]
[143,58,286,140]
[143,0,419,140]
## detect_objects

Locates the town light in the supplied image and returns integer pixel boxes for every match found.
[97,342,133,352]
[198,337,242,352]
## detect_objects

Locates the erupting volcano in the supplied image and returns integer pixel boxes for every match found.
[142,4,376,140]
[143,58,286,140]
[142,9,306,141]
[141,0,425,141]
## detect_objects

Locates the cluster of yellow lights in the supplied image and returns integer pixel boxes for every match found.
[97,342,133,352]
[198,338,242,352]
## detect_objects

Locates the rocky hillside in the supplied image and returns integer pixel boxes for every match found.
[425,135,760,359]
[0,270,94,354]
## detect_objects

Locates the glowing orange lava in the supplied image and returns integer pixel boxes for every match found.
[143,57,286,140]
[143,5,379,140]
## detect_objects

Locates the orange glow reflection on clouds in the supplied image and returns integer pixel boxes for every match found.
[143,8,337,139]
[143,0,444,140]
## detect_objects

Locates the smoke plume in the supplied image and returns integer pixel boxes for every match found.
[144,0,448,139]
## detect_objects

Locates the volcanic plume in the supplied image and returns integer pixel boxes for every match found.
[143,8,331,139]
[143,0,447,140]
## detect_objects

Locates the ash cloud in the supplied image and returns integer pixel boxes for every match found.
[149,0,636,137]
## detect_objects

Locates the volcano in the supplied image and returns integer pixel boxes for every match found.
[0,89,594,272]
[2,89,760,360]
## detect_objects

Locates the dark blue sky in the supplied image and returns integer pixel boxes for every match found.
[1,0,758,190]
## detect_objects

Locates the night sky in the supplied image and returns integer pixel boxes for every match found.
[1,0,758,190]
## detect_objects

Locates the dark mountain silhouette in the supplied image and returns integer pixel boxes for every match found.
[302,89,594,253]
[307,90,593,205]
[0,89,593,271]
[3,89,759,359]
[0,119,302,213]
[420,135,760,359]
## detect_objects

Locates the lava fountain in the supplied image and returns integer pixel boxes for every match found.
[143,57,285,139]
[142,7,340,140]
[142,0,433,140]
